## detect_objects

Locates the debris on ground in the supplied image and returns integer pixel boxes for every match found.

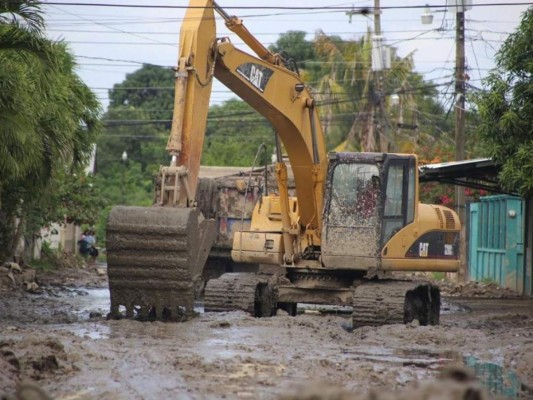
[437,280,522,298]
[0,263,36,291]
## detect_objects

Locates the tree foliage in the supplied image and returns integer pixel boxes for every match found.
[268,30,317,71]
[108,64,174,123]
[96,65,174,217]
[0,1,101,262]
[474,9,533,197]
[203,99,274,167]
[97,65,275,217]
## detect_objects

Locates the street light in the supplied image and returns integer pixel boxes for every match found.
[421,5,434,25]
[121,151,127,204]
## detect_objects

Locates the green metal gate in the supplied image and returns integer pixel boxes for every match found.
[469,195,527,294]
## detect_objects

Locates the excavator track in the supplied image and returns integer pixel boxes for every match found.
[352,280,440,328]
[106,206,216,321]
[203,273,277,317]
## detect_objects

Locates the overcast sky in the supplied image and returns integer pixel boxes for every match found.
[43,1,532,111]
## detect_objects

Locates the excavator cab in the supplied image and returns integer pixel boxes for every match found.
[322,152,417,271]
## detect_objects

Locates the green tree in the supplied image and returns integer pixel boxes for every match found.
[98,65,275,214]
[0,1,101,262]
[203,99,274,166]
[108,64,174,123]
[0,0,43,32]
[269,30,317,71]
[474,9,533,197]
[96,65,174,216]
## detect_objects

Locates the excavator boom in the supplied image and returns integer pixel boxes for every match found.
[165,0,216,200]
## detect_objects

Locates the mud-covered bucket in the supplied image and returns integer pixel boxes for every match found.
[106,206,216,320]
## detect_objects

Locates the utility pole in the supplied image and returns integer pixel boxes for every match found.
[373,0,382,35]
[346,0,387,152]
[455,5,466,222]
[373,0,385,152]
[454,2,467,281]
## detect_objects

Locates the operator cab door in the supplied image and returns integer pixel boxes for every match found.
[321,159,382,270]
[381,156,416,247]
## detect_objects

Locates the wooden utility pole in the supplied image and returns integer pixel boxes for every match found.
[374,0,385,152]
[346,0,386,152]
[374,0,382,35]
[455,7,466,222]
[454,4,467,280]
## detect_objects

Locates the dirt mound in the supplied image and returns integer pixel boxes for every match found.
[35,264,107,289]
[279,366,490,399]
[0,337,74,396]
[438,280,522,298]
[505,344,533,388]
[0,263,36,292]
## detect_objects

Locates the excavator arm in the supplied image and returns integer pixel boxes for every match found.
[162,0,330,265]
[213,41,328,232]
[172,0,328,232]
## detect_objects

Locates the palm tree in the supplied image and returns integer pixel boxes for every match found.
[0,1,102,262]
[0,0,44,32]
[311,30,419,152]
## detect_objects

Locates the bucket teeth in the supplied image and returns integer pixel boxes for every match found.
[106,206,216,321]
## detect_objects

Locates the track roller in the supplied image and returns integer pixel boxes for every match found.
[352,280,440,328]
[204,273,277,317]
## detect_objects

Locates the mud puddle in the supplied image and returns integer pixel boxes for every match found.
[342,347,461,370]
[37,286,110,319]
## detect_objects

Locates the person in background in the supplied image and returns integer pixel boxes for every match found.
[78,230,90,257]
[86,230,98,265]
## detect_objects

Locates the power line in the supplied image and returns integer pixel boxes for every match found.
[43,2,533,11]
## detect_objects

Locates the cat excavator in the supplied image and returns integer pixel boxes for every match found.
[106,0,460,326]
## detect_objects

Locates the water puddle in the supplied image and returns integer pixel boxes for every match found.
[342,347,460,370]
[441,298,471,314]
[66,323,112,340]
[69,288,110,318]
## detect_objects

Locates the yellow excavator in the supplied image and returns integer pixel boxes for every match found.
[106,0,460,326]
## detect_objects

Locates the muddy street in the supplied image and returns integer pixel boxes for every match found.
[1,265,533,399]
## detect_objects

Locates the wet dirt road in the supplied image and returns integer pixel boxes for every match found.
[1,266,533,399]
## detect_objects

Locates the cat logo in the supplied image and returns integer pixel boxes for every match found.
[419,242,429,257]
[236,62,274,93]
[249,65,263,89]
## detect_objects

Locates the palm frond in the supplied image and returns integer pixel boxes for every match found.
[0,1,44,34]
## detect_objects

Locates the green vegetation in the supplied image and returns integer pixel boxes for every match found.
[474,8,533,197]
[0,1,102,263]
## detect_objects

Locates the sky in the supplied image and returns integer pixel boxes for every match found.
[42,1,532,112]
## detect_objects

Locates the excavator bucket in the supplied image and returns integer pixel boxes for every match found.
[106,206,216,321]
